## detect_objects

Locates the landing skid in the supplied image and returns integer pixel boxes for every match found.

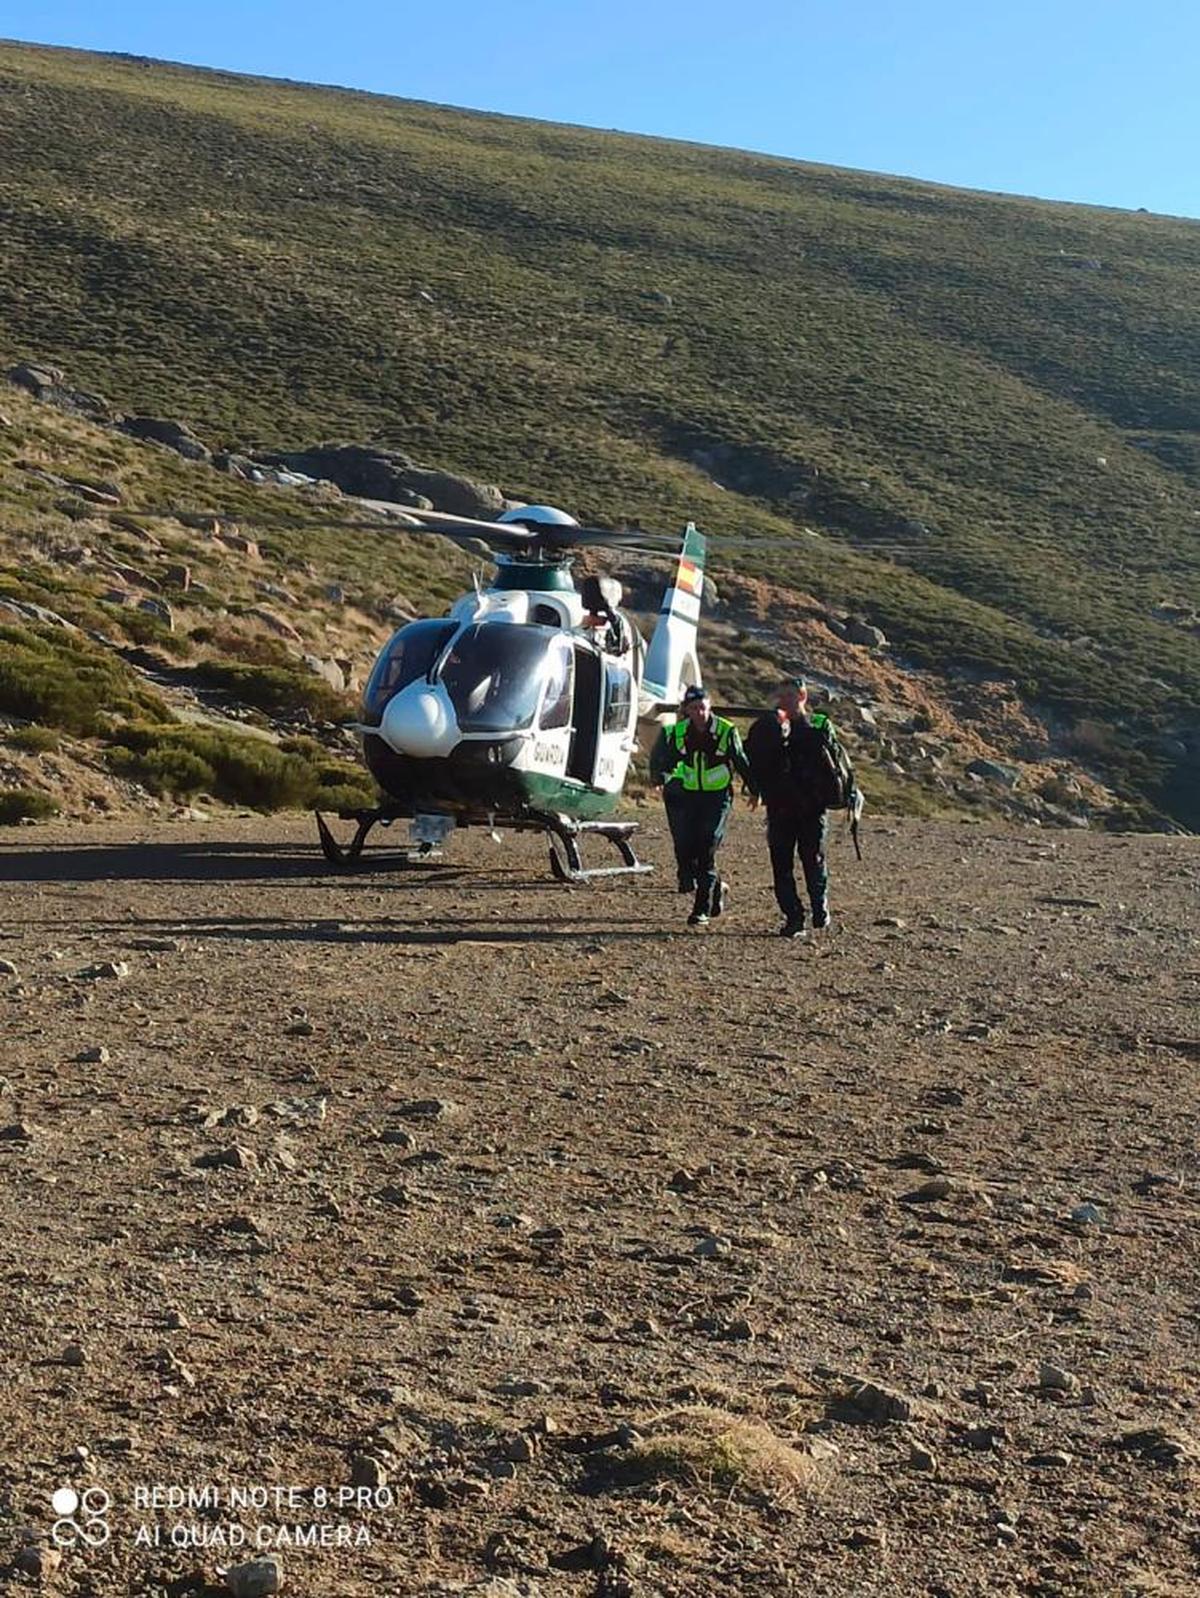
[536,812,653,884]
[315,806,444,870]
[314,804,652,883]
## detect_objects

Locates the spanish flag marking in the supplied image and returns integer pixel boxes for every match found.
[676,559,702,596]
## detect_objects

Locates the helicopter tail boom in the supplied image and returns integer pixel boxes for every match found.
[640,521,707,713]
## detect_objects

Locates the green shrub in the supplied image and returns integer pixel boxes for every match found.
[278,735,328,760]
[0,788,59,823]
[107,744,216,797]
[110,607,192,657]
[192,626,295,668]
[6,724,61,753]
[0,625,167,736]
[106,723,375,811]
[193,661,349,720]
[312,782,374,813]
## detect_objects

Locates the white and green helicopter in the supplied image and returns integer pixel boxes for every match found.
[317,504,710,880]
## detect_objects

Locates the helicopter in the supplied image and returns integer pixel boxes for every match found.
[315,502,711,881]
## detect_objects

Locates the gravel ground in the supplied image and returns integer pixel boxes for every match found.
[0,810,1197,1598]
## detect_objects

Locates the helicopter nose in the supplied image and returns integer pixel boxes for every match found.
[379,682,459,758]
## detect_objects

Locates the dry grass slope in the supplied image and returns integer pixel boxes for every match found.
[0,40,1197,821]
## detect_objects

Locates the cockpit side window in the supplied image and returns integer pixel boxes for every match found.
[603,664,633,732]
[363,620,456,720]
[540,638,574,730]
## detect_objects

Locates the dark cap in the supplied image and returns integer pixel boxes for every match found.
[681,684,709,704]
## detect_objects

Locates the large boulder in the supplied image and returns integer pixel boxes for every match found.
[7,361,63,395]
[399,468,504,519]
[120,416,211,463]
[258,445,501,517]
[248,607,302,643]
[258,445,420,502]
[966,757,1022,789]
[212,451,262,480]
[137,596,175,631]
[844,616,889,649]
[0,598,76,630]
[6,362,112,421]
[302,654,347,693]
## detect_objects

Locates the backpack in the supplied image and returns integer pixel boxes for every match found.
[792,713,856,812]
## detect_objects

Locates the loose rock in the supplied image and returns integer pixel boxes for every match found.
[226,1557,283,1598]
[15,1544,62,1578]
[842,1380,919,1424]
[1039,1363,1079,1394]
[349,1453,388,1488]
[194,1145,259,1172]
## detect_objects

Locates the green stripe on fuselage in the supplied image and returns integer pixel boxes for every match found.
[518,770,619,818]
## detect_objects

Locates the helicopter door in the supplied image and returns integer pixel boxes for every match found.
[565,645,602,783]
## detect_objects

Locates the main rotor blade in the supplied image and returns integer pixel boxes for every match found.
[707,533,932,554]
[554,527,686,553]
[347,498,537,552]
[351,501,689,556]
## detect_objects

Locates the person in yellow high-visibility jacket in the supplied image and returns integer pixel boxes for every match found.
[649,685,755,925]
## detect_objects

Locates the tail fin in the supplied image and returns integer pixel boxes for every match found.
[640,522,706,715]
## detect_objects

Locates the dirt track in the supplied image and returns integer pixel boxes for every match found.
[1,810,1198,1597]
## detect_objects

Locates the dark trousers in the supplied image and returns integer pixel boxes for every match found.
[664,786,731,913]
[767,808,829,924]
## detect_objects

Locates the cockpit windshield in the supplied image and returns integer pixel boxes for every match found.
[438,623,559,733]
[363,620,456,721]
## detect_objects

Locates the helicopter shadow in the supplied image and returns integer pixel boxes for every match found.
[67,911,686,947]
[0,838,334,886]
[0,838,563,890]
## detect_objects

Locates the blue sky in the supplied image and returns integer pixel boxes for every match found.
[2,0,1196,217]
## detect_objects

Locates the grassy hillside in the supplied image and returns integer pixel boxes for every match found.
[1,40,1198,822]
[0,383,474,819]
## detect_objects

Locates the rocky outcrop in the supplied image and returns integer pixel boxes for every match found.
[8,363,503,518]
[119,416,211,463]
[136,596,175,630]
[302,654,347,692]
[5,362,113,421]
[399,467,504,519]
[248,608,302,643]
[258,444,500,517]
[966,757,1022,788]
[256,445,424,504]
[844,617,889,649]
[0,598,76,629]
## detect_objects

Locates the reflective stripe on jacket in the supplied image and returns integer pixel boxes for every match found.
[665,716,737,792]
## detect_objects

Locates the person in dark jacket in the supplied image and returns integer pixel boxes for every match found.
[650,685,755,926]
[746,678,843,938]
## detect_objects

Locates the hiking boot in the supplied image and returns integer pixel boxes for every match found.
[779,917,807,939]
[711,879,730,918]
[687,910,710,927]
